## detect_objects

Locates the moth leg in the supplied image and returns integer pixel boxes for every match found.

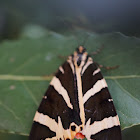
[91,44,104,55]
[43,55,67,78]
[58,55,68,60]
[95,62,119,70]
[99,64,119,70]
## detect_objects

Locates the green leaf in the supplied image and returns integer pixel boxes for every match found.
[0,30,139,137]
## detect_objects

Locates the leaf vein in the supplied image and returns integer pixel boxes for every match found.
[21,82,39,106]
[10,54,41,74]
[0,101,23,124]
[0,74,139,81]
[114,80,140,104]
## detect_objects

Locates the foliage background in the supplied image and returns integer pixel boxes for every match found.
[0,1,140,140]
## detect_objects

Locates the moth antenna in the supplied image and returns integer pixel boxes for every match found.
[55,16,91,47]
[81,33,90,47]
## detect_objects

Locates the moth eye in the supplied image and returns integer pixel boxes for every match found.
[71,125,76,131]
[80,126,83,131]
[59,138,62,140]
[66,138,70,140]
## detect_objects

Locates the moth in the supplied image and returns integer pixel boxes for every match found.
[29,46,122,140]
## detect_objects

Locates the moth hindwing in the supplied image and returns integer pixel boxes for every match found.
[29,46,122,140]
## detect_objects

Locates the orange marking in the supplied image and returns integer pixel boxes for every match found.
[75,132,85,139]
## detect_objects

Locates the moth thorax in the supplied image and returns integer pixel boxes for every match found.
[74,51,88,67]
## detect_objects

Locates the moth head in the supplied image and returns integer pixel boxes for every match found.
[76,46,86,54]
[74,46,88,67]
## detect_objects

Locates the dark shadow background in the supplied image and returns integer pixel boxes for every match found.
[0,0,140,40]
[0,0,140,140]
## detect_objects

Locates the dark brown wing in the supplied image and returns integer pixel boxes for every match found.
[29,60,82,140]
[82,61,122,140]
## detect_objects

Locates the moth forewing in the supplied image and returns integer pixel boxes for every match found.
[29,46,122,140]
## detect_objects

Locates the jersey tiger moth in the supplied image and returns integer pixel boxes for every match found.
[29,46,122,140]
